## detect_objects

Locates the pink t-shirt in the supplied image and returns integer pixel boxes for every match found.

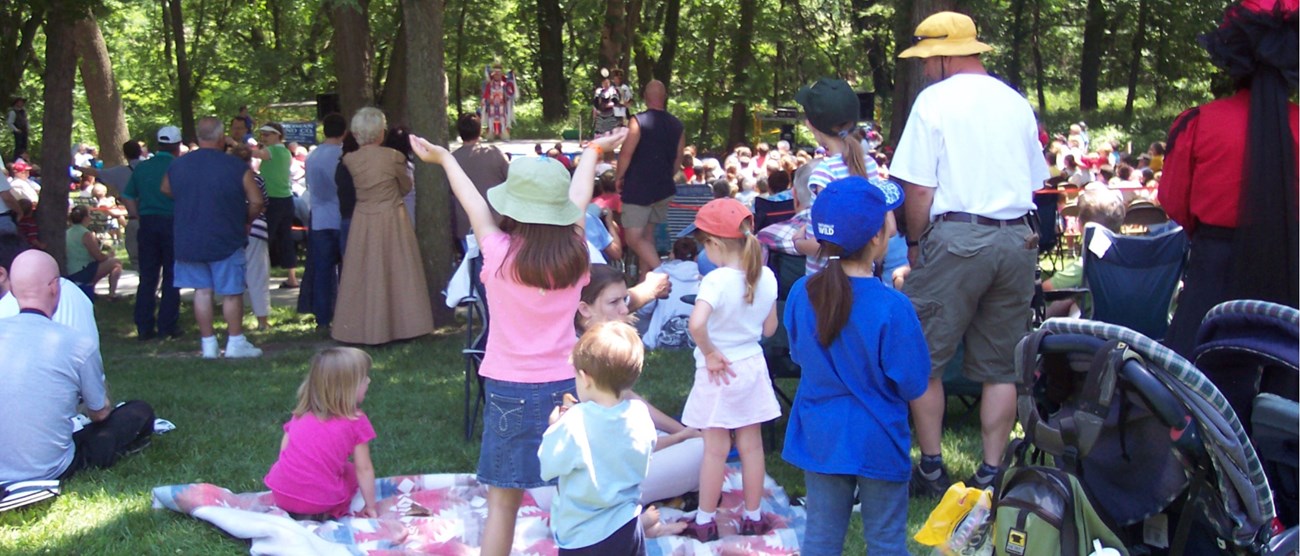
[479,231,590,383]
[264,411,376,514]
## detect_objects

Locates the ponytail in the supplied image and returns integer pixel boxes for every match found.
[836,123,870,179]
[806,243,853,346]
[741,223,764,304]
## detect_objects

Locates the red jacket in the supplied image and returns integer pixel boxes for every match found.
[1159,89,1300,234]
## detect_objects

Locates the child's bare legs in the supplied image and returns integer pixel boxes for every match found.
[735,424,765,514]
[697,428,732,515]
[481,486,523,556]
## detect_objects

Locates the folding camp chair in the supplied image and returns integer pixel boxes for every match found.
[752,196,796,231]
[460,253,488,441]
[1124,200,1169,228]
[1193,300,1300,527]
[658,184,713,254]
[1080,224,1189,340]
[761,250,806,450]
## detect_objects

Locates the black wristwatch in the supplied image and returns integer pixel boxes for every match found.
[906,239,920,247]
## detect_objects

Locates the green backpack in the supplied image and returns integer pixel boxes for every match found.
[993,440,1129,556]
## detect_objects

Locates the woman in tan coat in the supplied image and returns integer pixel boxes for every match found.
[331,107,434,345]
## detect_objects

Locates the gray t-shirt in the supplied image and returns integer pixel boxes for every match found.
[305,143,343,230]
[0,313,105,482]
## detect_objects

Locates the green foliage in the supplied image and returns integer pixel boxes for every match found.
[1,0,1231,158]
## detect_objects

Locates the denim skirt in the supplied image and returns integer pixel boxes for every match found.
[477,377,577,489]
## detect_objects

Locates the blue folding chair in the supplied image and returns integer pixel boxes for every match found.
[1081,224,1189,340]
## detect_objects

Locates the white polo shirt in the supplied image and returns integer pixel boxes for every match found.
[891,73,1050,221]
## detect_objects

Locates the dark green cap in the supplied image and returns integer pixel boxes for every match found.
[794,78,859,137]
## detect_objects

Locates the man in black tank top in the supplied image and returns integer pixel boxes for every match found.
[614,80,685,277]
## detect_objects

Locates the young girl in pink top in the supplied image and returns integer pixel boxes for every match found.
[264,347,377,519]
[410,129,628,556]
[681,198,780,541]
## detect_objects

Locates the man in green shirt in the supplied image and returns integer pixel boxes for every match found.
[122,126,182,340]
[251,122,298,288]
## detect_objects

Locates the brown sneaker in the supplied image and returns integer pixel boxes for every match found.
[681,518,719,542]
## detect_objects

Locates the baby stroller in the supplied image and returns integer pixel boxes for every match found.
[1192,301,1299,531]
[1014,318,1280,555]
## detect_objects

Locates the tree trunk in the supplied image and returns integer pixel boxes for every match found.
[39,1,77,272]
[1152,19,1168,107]
[1122,0,1149,121]
[1079,0,1106,112]
[454,0,467,116]
[699,28,718,148]
[537,0,567,121]
[851,0,893,98]
[329,0,374,120]
[380,19,408,126]
[167,0,196,143]
[888,0,957,147]
[623,0,641,74]
[402,0,454,325]
[726,0,758,150]
[0,5,43,114]
[1008,0,1028,92]
[654,0,680,91]
[74,13,129,168]
[599,0,625,72]
[1032,0,1047,112]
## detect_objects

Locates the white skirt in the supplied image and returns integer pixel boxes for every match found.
[681,353,782,429]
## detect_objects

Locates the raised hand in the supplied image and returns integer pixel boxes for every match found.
[408,135,450,165]
[589,127,629,153]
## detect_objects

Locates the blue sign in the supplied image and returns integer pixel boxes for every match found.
[281,121,317,146]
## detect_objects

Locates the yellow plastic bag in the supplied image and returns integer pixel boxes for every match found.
[914,482,993,547]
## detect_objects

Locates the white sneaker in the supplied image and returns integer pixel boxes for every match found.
[224,337,263,358]
[200,337,220,359]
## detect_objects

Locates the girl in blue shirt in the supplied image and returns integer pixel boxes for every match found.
[782,176,930,555]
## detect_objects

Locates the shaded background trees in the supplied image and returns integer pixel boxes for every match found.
[2,0,1230,284]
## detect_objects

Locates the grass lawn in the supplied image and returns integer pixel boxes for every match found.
[0,297,989,554]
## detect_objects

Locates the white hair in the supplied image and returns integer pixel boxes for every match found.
[350,107,387,145]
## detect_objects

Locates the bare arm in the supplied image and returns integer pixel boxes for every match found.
[762,302,778,338]
[249,145,272,161]
[352,442,377,517]
[87,399,112,422]
[160,174,172,198]
[278,432,289,452]
[242,170,264,224]
[82,231,108,262]
[688,300,736,385]
[0,190,18,214]
[616,117,642,188]
[121,198,139,219]
[409,136,501,239]
[571,128,629,224]
[901,180,935,266]
[674,131,685,179]
[627,272,670,311]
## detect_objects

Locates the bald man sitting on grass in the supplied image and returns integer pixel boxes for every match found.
[0,250,154,483]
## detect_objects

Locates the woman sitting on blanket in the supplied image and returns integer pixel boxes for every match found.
[580,264,706,531]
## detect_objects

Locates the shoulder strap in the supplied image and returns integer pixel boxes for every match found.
[1165,106,1200,156]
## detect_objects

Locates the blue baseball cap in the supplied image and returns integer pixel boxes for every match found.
[811,176,903,254]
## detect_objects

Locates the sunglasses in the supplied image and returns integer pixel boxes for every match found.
[911,34,949,44]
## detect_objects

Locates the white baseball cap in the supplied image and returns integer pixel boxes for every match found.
[157,126,182,144]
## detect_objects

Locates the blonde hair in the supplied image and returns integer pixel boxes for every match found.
[293,347,372,420]
[573,321,644,394]
[697,221,764,304]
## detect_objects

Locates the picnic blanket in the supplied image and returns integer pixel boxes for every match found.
[152,464,805,555]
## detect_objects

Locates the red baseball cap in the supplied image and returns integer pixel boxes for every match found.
[693,198,753,239]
